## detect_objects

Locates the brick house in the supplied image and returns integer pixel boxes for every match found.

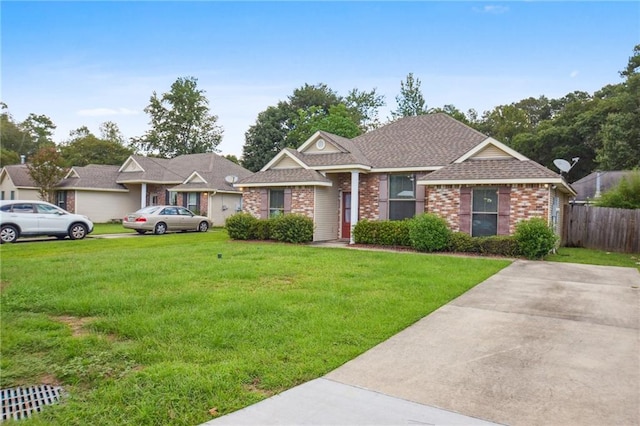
[236,114,575,242]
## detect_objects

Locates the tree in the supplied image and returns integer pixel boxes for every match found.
[391,73,428,118]
[242,104,292,172]
[133,76,223,158]
[224,154,240,165]
[345,88,386,131]
[21,113,56,149]
[0,103,38,163]
[99,121,126,145]
[26,146,68,203]
[286,104,363,146]
[242,83,383,172]
[60,125,133,167]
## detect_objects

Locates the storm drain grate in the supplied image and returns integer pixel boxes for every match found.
[1,385,64,421]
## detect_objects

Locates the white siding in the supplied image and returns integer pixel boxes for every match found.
[210,193,243,227]
[271,156,301,169]
[76,189,140,223]
[313,175,339,241]
[471,145,512,159]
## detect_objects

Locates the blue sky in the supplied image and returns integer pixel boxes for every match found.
[2,1,638,157]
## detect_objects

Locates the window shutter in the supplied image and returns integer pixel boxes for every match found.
[459,187,471,234]
[378,174,388,220]
[182,193,187,207]
[260,189,268,219]
[497,186,511,235]
[284,188,292,214]
[415,184,425,216]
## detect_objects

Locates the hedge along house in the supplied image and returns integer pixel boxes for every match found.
[236,114,575,243]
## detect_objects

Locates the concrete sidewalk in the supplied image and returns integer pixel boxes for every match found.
[206,260,640,426]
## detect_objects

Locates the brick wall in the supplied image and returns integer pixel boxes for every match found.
[66,191,76,214]
[426,186,461,231]
[243,188,261,218]
[337,173,379,220]
[510,184,549,233]
[291,187,314,218]
[426,184,550,234]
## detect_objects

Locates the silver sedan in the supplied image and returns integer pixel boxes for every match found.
[123,205,212,235]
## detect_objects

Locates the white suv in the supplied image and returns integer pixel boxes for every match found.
[0,200,94,243]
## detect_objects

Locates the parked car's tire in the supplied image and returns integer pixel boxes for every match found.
[154,222,167,235]
[198,221,209,232]
[69,223,88,240]
[0,225,18,244]
[135,230,146,235]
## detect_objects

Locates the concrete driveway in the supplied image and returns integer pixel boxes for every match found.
[208,260,640,426]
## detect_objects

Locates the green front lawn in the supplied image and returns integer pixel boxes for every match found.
[0,231,510,425]
[547,246,640,271]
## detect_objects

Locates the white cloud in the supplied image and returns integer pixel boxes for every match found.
[570,70,579,78]
[77,108,140,117]
[474,5,510,14]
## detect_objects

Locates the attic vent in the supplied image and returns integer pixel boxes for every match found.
[1,385,64,421]
[315,139,326,150]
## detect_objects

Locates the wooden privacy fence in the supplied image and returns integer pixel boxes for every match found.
[563,205,640,253]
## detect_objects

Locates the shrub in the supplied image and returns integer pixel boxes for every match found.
[448,232,478,253]
[514,218,558,260]
[225,213,257,240]
[477,236,520,257]
[595,171,640,209]
[251,218,274,240]
[271,214,314,243]
[409,213,452,252]
[353,219,411,246]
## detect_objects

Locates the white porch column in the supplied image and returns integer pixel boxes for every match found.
[140,183,147,208]
[350,171,359,244]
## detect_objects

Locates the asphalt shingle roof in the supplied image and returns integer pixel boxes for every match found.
[58,165,127,190]
[239,168,331,185]
[351,114,488,168]
[419,159,563,182]
[2,164,37,187]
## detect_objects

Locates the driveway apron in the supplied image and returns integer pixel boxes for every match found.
[208,260,640,426]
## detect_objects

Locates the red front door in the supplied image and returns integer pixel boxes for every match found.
[341,192,351,239]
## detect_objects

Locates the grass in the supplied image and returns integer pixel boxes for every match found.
[91,222,134,235]
[0,230,510,425]
[547,246,640,270]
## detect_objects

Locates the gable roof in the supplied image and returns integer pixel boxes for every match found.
[352,114,487,169]
[239,168,332,187]
[1,164,38,188]
[117,153,252,191]
[58,165,128,191]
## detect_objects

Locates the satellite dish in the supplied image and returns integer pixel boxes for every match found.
[553,159,572,173]
[224,175,238,184]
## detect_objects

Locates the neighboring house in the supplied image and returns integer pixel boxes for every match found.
[57,164,141,223]
[571,171,636,205]
[0,164,40,201]
[112,153,252,225]
[236,114,575,242]
[2,153,252,225]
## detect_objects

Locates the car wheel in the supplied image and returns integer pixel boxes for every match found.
[198,221,209,232]
[0,225,18,244]
[135,230,146,235]
[69,223,88,240]
[154,222,167,235]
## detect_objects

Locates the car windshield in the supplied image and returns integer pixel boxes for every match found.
[136,206,162,214]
